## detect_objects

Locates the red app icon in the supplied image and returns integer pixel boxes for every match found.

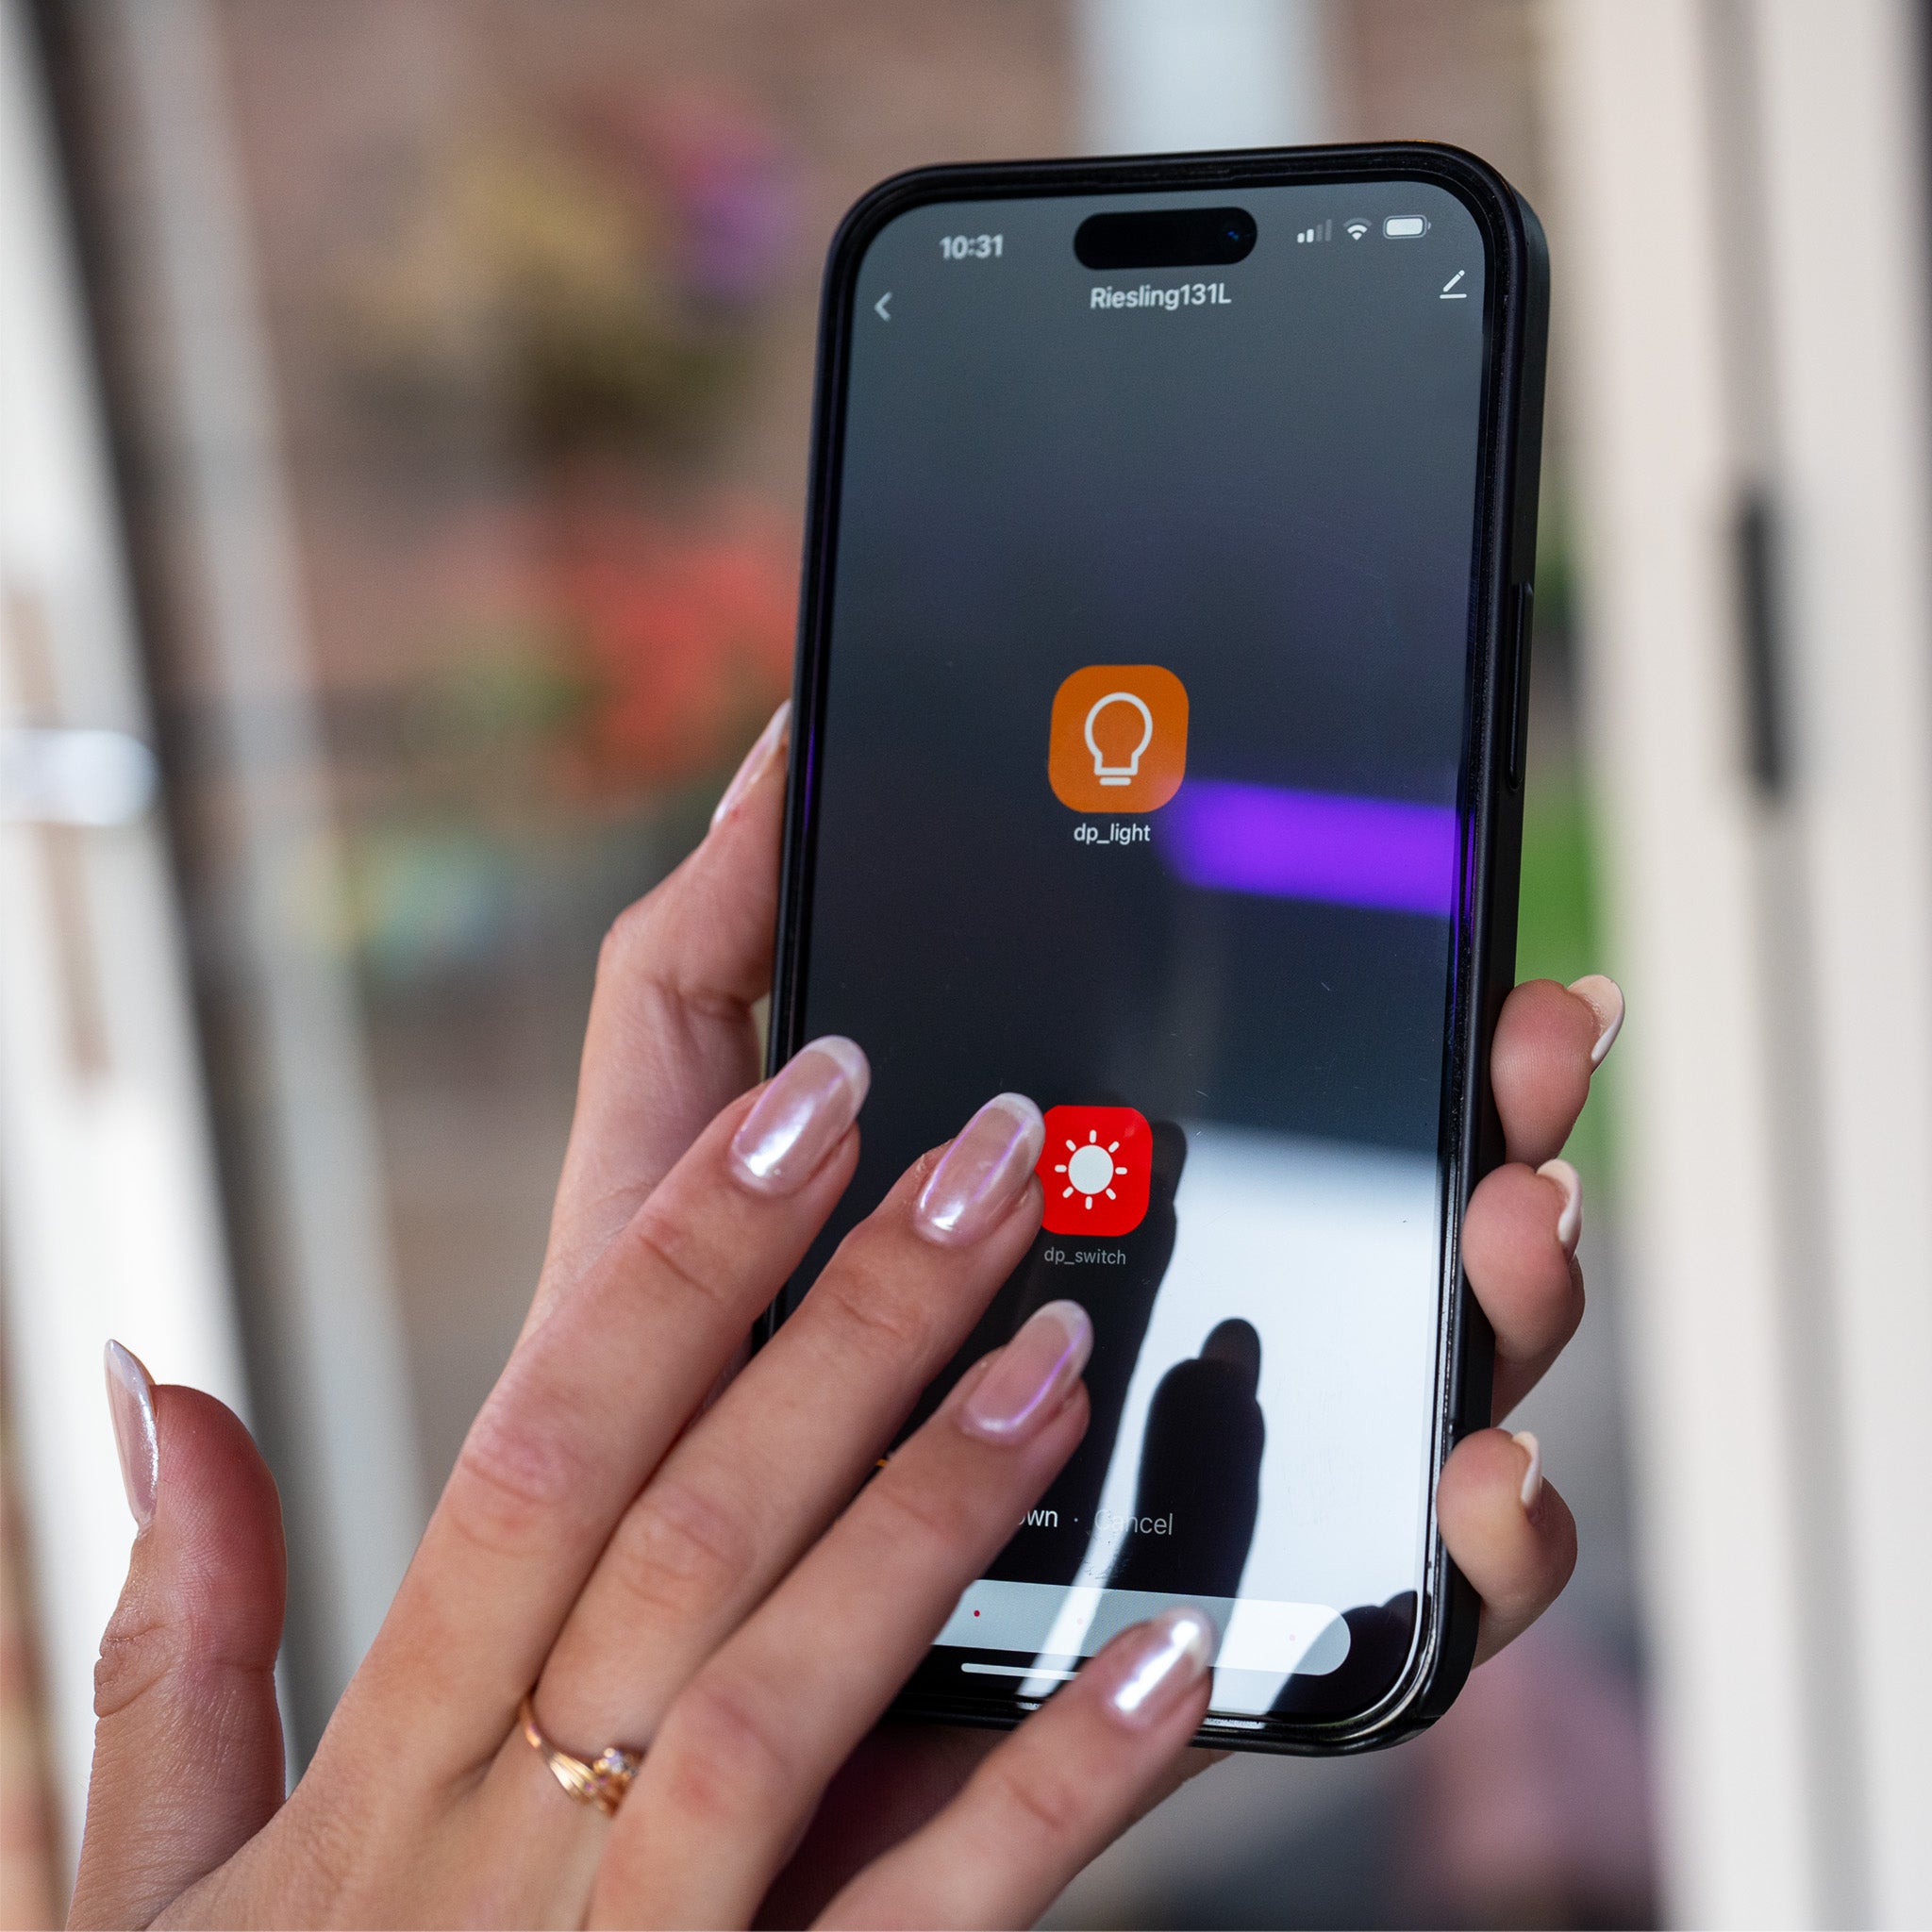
[1037,1104,1153,1237]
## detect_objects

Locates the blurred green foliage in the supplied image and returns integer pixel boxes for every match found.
[1517,764,1596,992]
[1517,758,1612,1193]
[1511,483,1614,1191]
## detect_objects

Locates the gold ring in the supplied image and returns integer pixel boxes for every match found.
[518,1693,643,1817]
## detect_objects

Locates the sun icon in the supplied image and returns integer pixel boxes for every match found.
[1056,1129,1128,1209]
[1037,1105,1151,1235]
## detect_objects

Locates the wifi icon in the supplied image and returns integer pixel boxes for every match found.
[1345,219,1371,241]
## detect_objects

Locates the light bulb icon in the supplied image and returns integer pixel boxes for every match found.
[1084,691,1155,787]
[1047,663,1188,813]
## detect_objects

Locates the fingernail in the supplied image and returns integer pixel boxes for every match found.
[1568,974,1624,1068]
[1512,1429,1544,1511]
[1538,1157,1582,1254]
[710,700,791,829]
[1106,1607,1218,1727]
[105,1341,158,1530]
[729,1036,869,1193]
[914,1093,1044,1246]
[959,1300,1092,1442]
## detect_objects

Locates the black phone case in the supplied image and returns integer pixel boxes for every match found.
[763,142,1549,1754]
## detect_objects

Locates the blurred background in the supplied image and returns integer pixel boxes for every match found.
[1,2,1927,1925]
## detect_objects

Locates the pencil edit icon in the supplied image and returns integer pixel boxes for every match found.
[1048,665,1188,813]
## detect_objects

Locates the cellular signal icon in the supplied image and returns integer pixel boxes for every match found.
[1296,219,1333,244]
[1345,219,1371,240]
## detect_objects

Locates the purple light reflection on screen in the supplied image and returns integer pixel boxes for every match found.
[1161,779,1458,917]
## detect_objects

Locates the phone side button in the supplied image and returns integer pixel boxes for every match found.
[1507,582,1534,791]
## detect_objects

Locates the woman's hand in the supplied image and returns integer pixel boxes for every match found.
[68,705,1619,1928]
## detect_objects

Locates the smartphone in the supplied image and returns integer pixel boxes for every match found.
[762,144,1548,1752]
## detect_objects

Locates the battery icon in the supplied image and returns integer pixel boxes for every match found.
[1384,215,1430,239]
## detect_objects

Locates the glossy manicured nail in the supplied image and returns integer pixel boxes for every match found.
[960,1300,1092,1442]
[105,1340,158,1530]
[1568,974,1624,1068]
[1512,1429,1544,1511]
[1107,1607,1218,1726]
[1539,1157,1582,1254]
[914,1093,1044,1245]
[729,1036,869,1193]
[710,700,790,829]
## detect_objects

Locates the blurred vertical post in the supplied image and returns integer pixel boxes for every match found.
[0,0,250,1888]
[1541,1,1932,1925]
[1075,0,1330,154]
[1747,3,1932,1922]
[108,0,425,1752]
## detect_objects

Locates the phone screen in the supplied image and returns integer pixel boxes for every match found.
[779,179,1493,1724]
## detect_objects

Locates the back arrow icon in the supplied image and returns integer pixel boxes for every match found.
[874,291,892,321]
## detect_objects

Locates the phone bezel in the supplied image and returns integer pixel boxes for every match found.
[762,142,1548,1754]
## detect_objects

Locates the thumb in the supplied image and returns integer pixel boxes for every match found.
[68,1343,287,1930]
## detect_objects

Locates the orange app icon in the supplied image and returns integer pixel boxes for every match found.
[1048,664,1189,813]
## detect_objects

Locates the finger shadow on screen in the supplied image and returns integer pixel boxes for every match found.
[1106,1316,1264,1598]
[902,1117,1186,1586]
